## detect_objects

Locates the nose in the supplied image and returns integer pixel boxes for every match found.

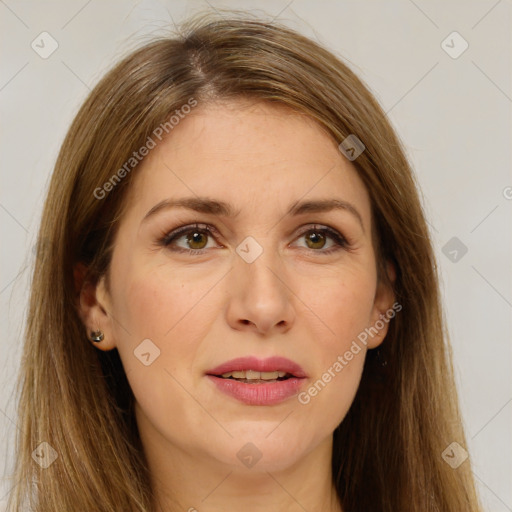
[225,245,296,336]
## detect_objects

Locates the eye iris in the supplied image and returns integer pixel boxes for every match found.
[187,231,208,249]
[305,231,326,249]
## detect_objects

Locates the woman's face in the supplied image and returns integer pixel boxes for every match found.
[83,99,394,474]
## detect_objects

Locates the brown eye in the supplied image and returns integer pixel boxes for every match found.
[160,224,219,254]
[294,225,349,254]
[304,231,327,250]
[184,230,209,250]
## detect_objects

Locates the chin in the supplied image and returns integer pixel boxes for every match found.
[205,428,315,473]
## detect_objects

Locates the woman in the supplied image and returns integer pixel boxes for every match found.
[8,12,483,512]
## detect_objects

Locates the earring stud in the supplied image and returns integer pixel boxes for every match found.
[90,330,104,342]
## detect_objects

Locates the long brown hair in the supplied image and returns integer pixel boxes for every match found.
[8,11,482,511]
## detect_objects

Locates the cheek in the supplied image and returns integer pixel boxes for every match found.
[297,351,365,440]
[293,265,375,425]
[113,260,222,342]
[110,268,222,445]
[297,262,377,350]
[296,307,369,435]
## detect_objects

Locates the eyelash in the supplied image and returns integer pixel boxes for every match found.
[157,223,350,256]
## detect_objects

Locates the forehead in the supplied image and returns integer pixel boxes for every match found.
[123,99,372,226]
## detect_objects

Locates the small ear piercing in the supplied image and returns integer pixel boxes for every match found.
[89,330,104,343]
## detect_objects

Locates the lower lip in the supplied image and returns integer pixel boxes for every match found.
[206,375,305,405]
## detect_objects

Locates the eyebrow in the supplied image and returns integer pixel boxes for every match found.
[142,196,364,231]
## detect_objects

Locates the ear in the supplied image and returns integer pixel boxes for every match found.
[75,262,117,351]
[366,260,397,349]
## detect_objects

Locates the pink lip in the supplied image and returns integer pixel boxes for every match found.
[206,356,307,406]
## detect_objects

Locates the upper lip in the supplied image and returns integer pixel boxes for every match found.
[206,356,307,378]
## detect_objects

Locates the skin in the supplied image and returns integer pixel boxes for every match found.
[79,99,395,512]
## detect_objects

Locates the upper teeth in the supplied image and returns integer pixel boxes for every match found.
[221,370,287,379]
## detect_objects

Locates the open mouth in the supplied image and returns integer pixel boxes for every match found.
[217,370,294,384]
[205,356,307,405]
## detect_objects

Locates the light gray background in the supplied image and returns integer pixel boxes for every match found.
[1,1,511,510]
